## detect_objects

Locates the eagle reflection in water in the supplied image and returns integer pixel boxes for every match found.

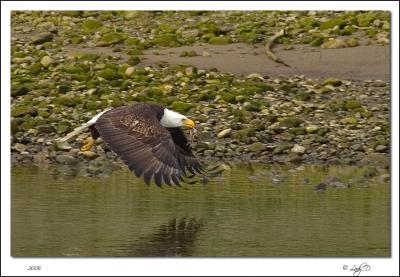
[121,218,204,257]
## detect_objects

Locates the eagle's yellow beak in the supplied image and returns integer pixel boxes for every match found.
[183,118,195,129]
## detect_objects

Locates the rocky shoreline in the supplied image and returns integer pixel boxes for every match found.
[10,11,390,176]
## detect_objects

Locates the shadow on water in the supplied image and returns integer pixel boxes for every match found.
[119,217,204,257]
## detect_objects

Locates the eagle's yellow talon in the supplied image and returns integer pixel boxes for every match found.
[81,137,96,152]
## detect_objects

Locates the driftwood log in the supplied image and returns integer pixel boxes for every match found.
[265,29,291,67]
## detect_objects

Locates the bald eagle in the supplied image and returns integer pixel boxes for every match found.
[79,103,206,187]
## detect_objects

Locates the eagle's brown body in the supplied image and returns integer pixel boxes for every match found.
[90,103,202,187]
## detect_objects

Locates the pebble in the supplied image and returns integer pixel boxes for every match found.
[248,142,267,152]
[375,145,387,152]
[82,151,100,160]
[55,141,73,151]
[55,154,79,165]
[13,143,26,152]
[246,73,264,80]
[181,29,200,39]
[314,182,327,191]
[40,56,54,67]
[31,32,54,45]
[321,38,348,49]
[289,152,303,162]
[125,66,135,76]
[378,174,390,183]
[217,128,232,138]
[376,32,389,44]
[315,176,350,190]
[306,125,319,133]
[291,144,306,154]
[322,78,342,87]
[33,152,48,163]
[323,176,349,188]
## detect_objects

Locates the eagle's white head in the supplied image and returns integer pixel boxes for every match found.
[160,108,195,129]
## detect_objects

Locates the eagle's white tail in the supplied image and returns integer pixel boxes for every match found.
[55,109,110,143]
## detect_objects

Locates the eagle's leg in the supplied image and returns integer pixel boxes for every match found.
[81,126,100,152]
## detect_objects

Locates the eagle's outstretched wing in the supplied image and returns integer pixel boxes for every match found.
[95,104,202,186]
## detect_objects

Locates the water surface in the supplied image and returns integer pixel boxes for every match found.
[11,164,390,257]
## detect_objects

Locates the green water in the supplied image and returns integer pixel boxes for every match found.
[11,164,390,257]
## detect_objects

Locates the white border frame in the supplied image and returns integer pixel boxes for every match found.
[2,1,399,276]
